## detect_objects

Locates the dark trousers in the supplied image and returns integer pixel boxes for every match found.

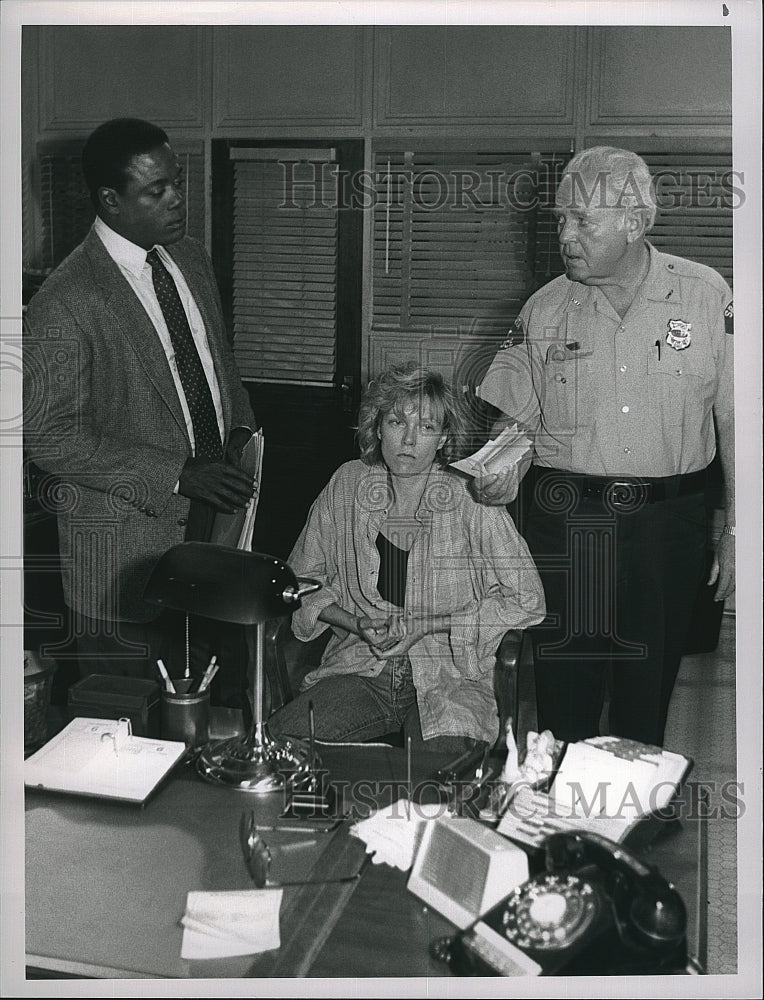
[523,472,707,747]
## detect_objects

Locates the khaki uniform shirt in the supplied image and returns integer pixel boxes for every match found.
[288,461,546,744]
[479,243,734,477]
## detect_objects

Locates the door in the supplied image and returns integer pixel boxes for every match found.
[212,140,363,559]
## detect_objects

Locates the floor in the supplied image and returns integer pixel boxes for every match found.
[515,612,738,976]
[665,612,738,976]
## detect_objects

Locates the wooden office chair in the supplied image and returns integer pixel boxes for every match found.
[264,617,523,751]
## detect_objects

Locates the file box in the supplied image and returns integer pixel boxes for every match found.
[67,674,161,737]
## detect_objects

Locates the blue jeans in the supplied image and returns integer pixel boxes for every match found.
[268,656,482,755]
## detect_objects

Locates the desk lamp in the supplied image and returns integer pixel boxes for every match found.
[144,542,320,793]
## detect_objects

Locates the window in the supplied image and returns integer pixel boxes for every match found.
[640,147,734,288]
[229,148,339,385]
[584,139,734,289]
[371,147,571,334]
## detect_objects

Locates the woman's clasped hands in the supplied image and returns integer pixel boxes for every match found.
[357,613,426,659]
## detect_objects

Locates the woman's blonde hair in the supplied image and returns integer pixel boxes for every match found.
[357,361,466,467]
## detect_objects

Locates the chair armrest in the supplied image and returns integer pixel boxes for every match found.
[264,617,331,714]
[493,629,523,748]
[496,628,523,674]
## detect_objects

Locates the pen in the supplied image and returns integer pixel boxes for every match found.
[197,662,219,693]
[279,839,320,852]
[183,615,191,680]
[156,658,176,693]
[198,655,219,693]
[308,700,316,773]
[655,339,661,361]
[255,822,341,834]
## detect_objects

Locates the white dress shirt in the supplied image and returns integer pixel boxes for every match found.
[93,216,225,452]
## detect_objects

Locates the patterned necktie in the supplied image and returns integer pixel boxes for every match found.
[146,248,222,460]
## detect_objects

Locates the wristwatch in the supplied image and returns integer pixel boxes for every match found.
[722,524,736,537]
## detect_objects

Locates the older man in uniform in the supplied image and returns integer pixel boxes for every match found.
[475,146,735,747]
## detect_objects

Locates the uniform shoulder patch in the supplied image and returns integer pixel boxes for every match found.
[499,316,525,350]
[724,300,734,336]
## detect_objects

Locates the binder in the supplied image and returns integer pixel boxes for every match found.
[497,736,693,849]
[211,429,264,550]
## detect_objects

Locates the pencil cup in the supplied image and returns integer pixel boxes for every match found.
[161,686,210,749]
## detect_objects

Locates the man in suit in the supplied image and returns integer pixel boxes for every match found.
[24,118,257,692]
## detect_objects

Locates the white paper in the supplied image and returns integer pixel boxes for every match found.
[551,742,658,820]
[180,888,282,960]
[450,424,532,477]
[350,798,443,870]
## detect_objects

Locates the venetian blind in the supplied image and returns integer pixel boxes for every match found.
[642,149,734,288]
[37,152,94,270]
[372,149,570,333]
[230,150,339,385]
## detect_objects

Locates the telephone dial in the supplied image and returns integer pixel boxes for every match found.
[430,829,688,977]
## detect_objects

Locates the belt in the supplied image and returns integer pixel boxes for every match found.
[533,467,707,506]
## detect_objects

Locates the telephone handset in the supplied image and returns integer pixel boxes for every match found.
[430,830,688,977]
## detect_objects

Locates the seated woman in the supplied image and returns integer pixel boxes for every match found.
[268,362,545,753]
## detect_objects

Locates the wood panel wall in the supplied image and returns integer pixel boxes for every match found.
[22,24,732,377]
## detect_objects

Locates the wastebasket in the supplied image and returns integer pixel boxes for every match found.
[24,651,57,754]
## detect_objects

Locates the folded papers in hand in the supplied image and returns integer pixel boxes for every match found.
[180,889,282,960]
[350,798,442,871]
[450,423,532,478]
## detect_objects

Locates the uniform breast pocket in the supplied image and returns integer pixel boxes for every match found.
[647,348,716,408]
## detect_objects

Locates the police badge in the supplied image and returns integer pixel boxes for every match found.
[666,319,692,351]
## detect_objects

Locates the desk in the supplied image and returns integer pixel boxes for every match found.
[25,744,706,979]
[310,784,709,977]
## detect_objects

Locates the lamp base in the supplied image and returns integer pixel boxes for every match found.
[196,727,313,793]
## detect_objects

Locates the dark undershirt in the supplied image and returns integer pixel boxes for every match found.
[375,532,409,608]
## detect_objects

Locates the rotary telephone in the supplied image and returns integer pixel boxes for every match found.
[430,829,688,977]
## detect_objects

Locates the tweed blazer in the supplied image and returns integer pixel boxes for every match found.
[23,229,256,622]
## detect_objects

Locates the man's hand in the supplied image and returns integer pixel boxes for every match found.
[469,451,532,507]
[708,531,736,602]
[470,466,520,506]
[224,425,255,468]
[178,456,256,512]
